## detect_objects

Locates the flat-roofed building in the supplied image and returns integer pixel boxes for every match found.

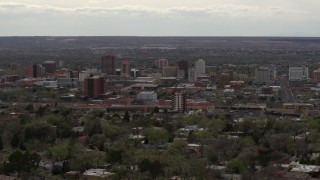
[84,76,106,98]
[155,58,168,69]
[289,66,308,81]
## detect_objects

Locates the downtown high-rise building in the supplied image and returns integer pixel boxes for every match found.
[172,91,187,112]
[121,60,131,77]
[101,53,115,75]
[255,67,271,84]
[313,68,320,83]
[195,59,206,76]
[42,61,57,74]
[177,60,188,79]
[188,66,197,82]
[28,64,44,78]
[84,76,106,98]
[289,66,308,81]
[155,59,169,69]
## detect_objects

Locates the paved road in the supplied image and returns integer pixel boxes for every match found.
[279,77,295,103]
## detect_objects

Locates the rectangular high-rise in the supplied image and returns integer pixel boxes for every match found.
[101,53,115,75]
[188,66,197,82]
[313,68,320,83]
[155,59,168,69]
[172,91,187,112]
[195,59,206,76]
[84,76,106,98]
[121,60,131,77]
[162,66,178,77]
[28,64,44,78]
[289,66,308,81]
[255,67,271,84]
[177,60,188,79]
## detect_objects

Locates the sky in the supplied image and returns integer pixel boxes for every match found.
[0,0,320,36]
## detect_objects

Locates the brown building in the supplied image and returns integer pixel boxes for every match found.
[218,73,230,88]
[43,61,57,74]
[155,59,168,69]
[313,68,320,83]
[162,66,178,77]
[84,76,106,98]
[28,64,43,78]
[121,60,131,77]
[172,91,187,112]
[177,60,189,79]
[101,53,115,75]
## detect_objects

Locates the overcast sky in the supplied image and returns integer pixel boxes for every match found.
[0,0,320,36]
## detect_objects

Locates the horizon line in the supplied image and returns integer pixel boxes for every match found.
[0,35,320,38]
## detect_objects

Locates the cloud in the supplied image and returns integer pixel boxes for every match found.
[0,2,299,18]
[0,2,319,36]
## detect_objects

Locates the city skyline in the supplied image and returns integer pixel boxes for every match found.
[1,0,320,36]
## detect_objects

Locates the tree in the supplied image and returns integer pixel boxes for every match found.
[24,121,56,144]
[103,123,128,143]
[138,158,163,178]
[84,118,103,136]
[2,150,40,177]
[11,132,21,148]
[47,115,73,139]
[226,159,247,174]
[25,103,34,112]
[107,149,124,164]
[123,110,130,122]
[0,136,3,150]
[69,149,106,172]
[153,106,160,113]
[142,128,169,145]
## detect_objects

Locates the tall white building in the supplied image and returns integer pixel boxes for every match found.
[188,66,197,82]
[195,59,206,76]
[289,66,308,81]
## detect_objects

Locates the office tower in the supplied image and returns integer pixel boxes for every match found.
[162,66,178,77]
[28,64,44,78]
[195,59,206,76]
[155,59,169,69]
[101,53,115,75]
[130,68,140,78]
[313,68,320,83]
[269,66,277,80]
[43,61,57,74]
[218,73,230,88]
[172,91,187,112]
[177,70,185,79]
[188,66,197,82]
[84,76,106,98]
[289,66,308,81]
[255,67,271,84]
[177,60,188,79]
[121,60,131,77]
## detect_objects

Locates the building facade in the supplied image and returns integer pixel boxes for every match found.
[101,53,115,75]
[255,67,271,84]
[162,66,178,77]
[195,59,206,76]
[188,66,197,82]
[121,60,131,77]
[84,76,106,98]
[155,59,168,69]
[289,66,308,81]
[313,68,320,83]
[43,61,57,74]
[177,60,189,79]
[172,91,187,112]
[28,64,44,78]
